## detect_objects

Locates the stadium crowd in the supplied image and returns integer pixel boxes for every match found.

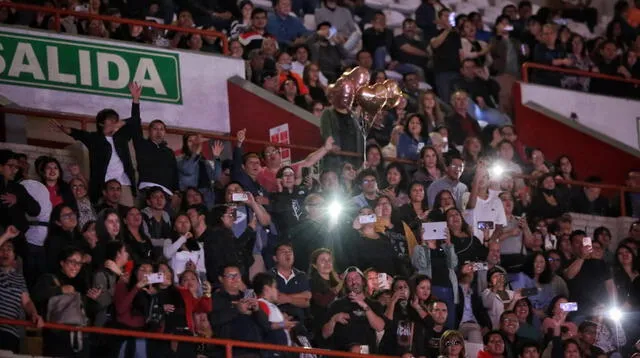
[0,0,640,357]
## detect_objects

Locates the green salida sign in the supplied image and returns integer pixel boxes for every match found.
[0,30,182,104]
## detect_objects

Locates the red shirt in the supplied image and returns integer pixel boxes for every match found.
[47,184,63,208]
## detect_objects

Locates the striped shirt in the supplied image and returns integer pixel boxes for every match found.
[0,269,27,338]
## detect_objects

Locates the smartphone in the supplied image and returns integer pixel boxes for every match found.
[377,273,391,290]
[521,44,528,56]
[477,221,495,230]
[244,289,256,299]
[521,287,539,297]
[359,346,370,354]
[448,12,456,27]
[560,302,578,312]
[146,273,165,284]
[328,26,337,38]
[472,262,489,271]
[198,271,208,284]
[582,237,592,247]
[301,167,310,179]
[504,25,514,31]
[232,192,248,202]
[422,222,448,241]
[359,214,377,224]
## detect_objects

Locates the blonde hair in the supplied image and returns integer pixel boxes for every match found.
[419,90,445,124]
[439,330,466,358]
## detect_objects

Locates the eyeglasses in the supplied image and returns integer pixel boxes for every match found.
[65,259,83,267]
[445,340,461,347]
[223,273,240,279]
[502,318,518,323]
[363,179,376,184]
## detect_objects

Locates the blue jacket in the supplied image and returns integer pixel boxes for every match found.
[177,154,221,190]
[397,133,427,161]
[266,12,310,45]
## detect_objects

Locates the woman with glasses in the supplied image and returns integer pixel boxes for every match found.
[163,213,205,282]
[44,204,84,274]
[33,247,95,357]
[271,166,309,241]
[513,298,541,342]
[69,177,96,229]
[439,330,466,358]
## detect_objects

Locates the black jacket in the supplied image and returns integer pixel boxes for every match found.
[203,226,256,284]
[68,103,139,203]
[132,135,179,193]
[455,285,492,329]
[0,177,40,232]
[43,227,85,273]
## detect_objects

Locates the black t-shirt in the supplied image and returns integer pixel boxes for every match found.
[392,34,427,67]
[324,297,386,352]
[432,29,462,72]
[567,258,612,312]
[430,247,450,287]
[452,234,487,264]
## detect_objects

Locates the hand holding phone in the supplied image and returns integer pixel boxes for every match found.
[232,192,249,202]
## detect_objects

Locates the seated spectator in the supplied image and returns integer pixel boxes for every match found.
[397,182,430,237]
[445,91,481,145]
[320,266,385,352]
[280,77,310,110]
[391,19,428,80]
[230,0,254,39]
[570,176,609,216]
[498,310,523,358]
[210,264,269,356]
[500,125,527,164]
[267,0,311,47]
[269,242,311,323]
[308,22,348,83]
[254,272,296,350]
[0,226,44,353]
[44,204,84,273]
[482,268,520,329]
[427,153,468,210]
[402,72,424,113]
[469,11,492,42]
[362,11,394,70]
[415,0,442,41]
[525,148,552,177]
[69,177,96,229]
[419,90,445,134]
[163,213,205,282]
[456,262,492,343]
[529,174,569,220]
[479,330,508,358]
[510,252,568,317]
[314,0,360,53]
[303,63,328,105]
[51,85,139,205]
[451,60,507,127]
[447,207,488,265]
[591,40,632,97]
[397,114,429,162]
[94,179,130,218]
[413,146,445,189]
[490,15,524,117]
[562,34,596,92]
[381,163,410,208]
[238,10,272,54]
[514,298,541,343]
[532,24,572,87]
[32,247,93,357]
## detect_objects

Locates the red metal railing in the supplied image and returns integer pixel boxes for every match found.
[521,62,640,86]
[0,318,393,358]
[0,2,229,54]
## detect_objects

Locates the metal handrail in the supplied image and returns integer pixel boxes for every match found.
[521,62,640,86]
[0,2,229,54]
[0,318,393,358]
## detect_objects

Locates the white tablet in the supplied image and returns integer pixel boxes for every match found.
[422,222,448,241]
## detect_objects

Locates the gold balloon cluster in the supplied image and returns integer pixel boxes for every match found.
[327,66,404,123]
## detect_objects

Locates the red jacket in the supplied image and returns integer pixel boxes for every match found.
[177,287,212,331]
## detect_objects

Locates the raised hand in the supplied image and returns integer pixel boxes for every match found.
[3,225,20,239]
[211,140,224,157]
[324,136,335,151]
[49,119,71,135]
[129,82,142,103]
[236,128,247,146]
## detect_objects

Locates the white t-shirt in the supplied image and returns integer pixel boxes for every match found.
[104,136,131,186]
[20,180,51,246]
[466,189,508,239]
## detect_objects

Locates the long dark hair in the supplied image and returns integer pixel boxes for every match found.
[408,181,429,211]
[546,295,569,318]
[36,156,67,189]
[521,252,553,284]
[554,155,577,180]
[614,243,640,273]
[181,133,199,159]
[515,298,535,325]
[308,248,340,288]
[384,162,408,194]
[96,208,122,242]
[409,274,433,303]
[48,204,78,234]
[366,143,385,174]
[432,189,456,212]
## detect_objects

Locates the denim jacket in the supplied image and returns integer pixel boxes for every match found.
[411,243,460,303]
[177,155,221,191]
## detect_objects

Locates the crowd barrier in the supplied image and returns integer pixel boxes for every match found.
[0,2,229,54]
